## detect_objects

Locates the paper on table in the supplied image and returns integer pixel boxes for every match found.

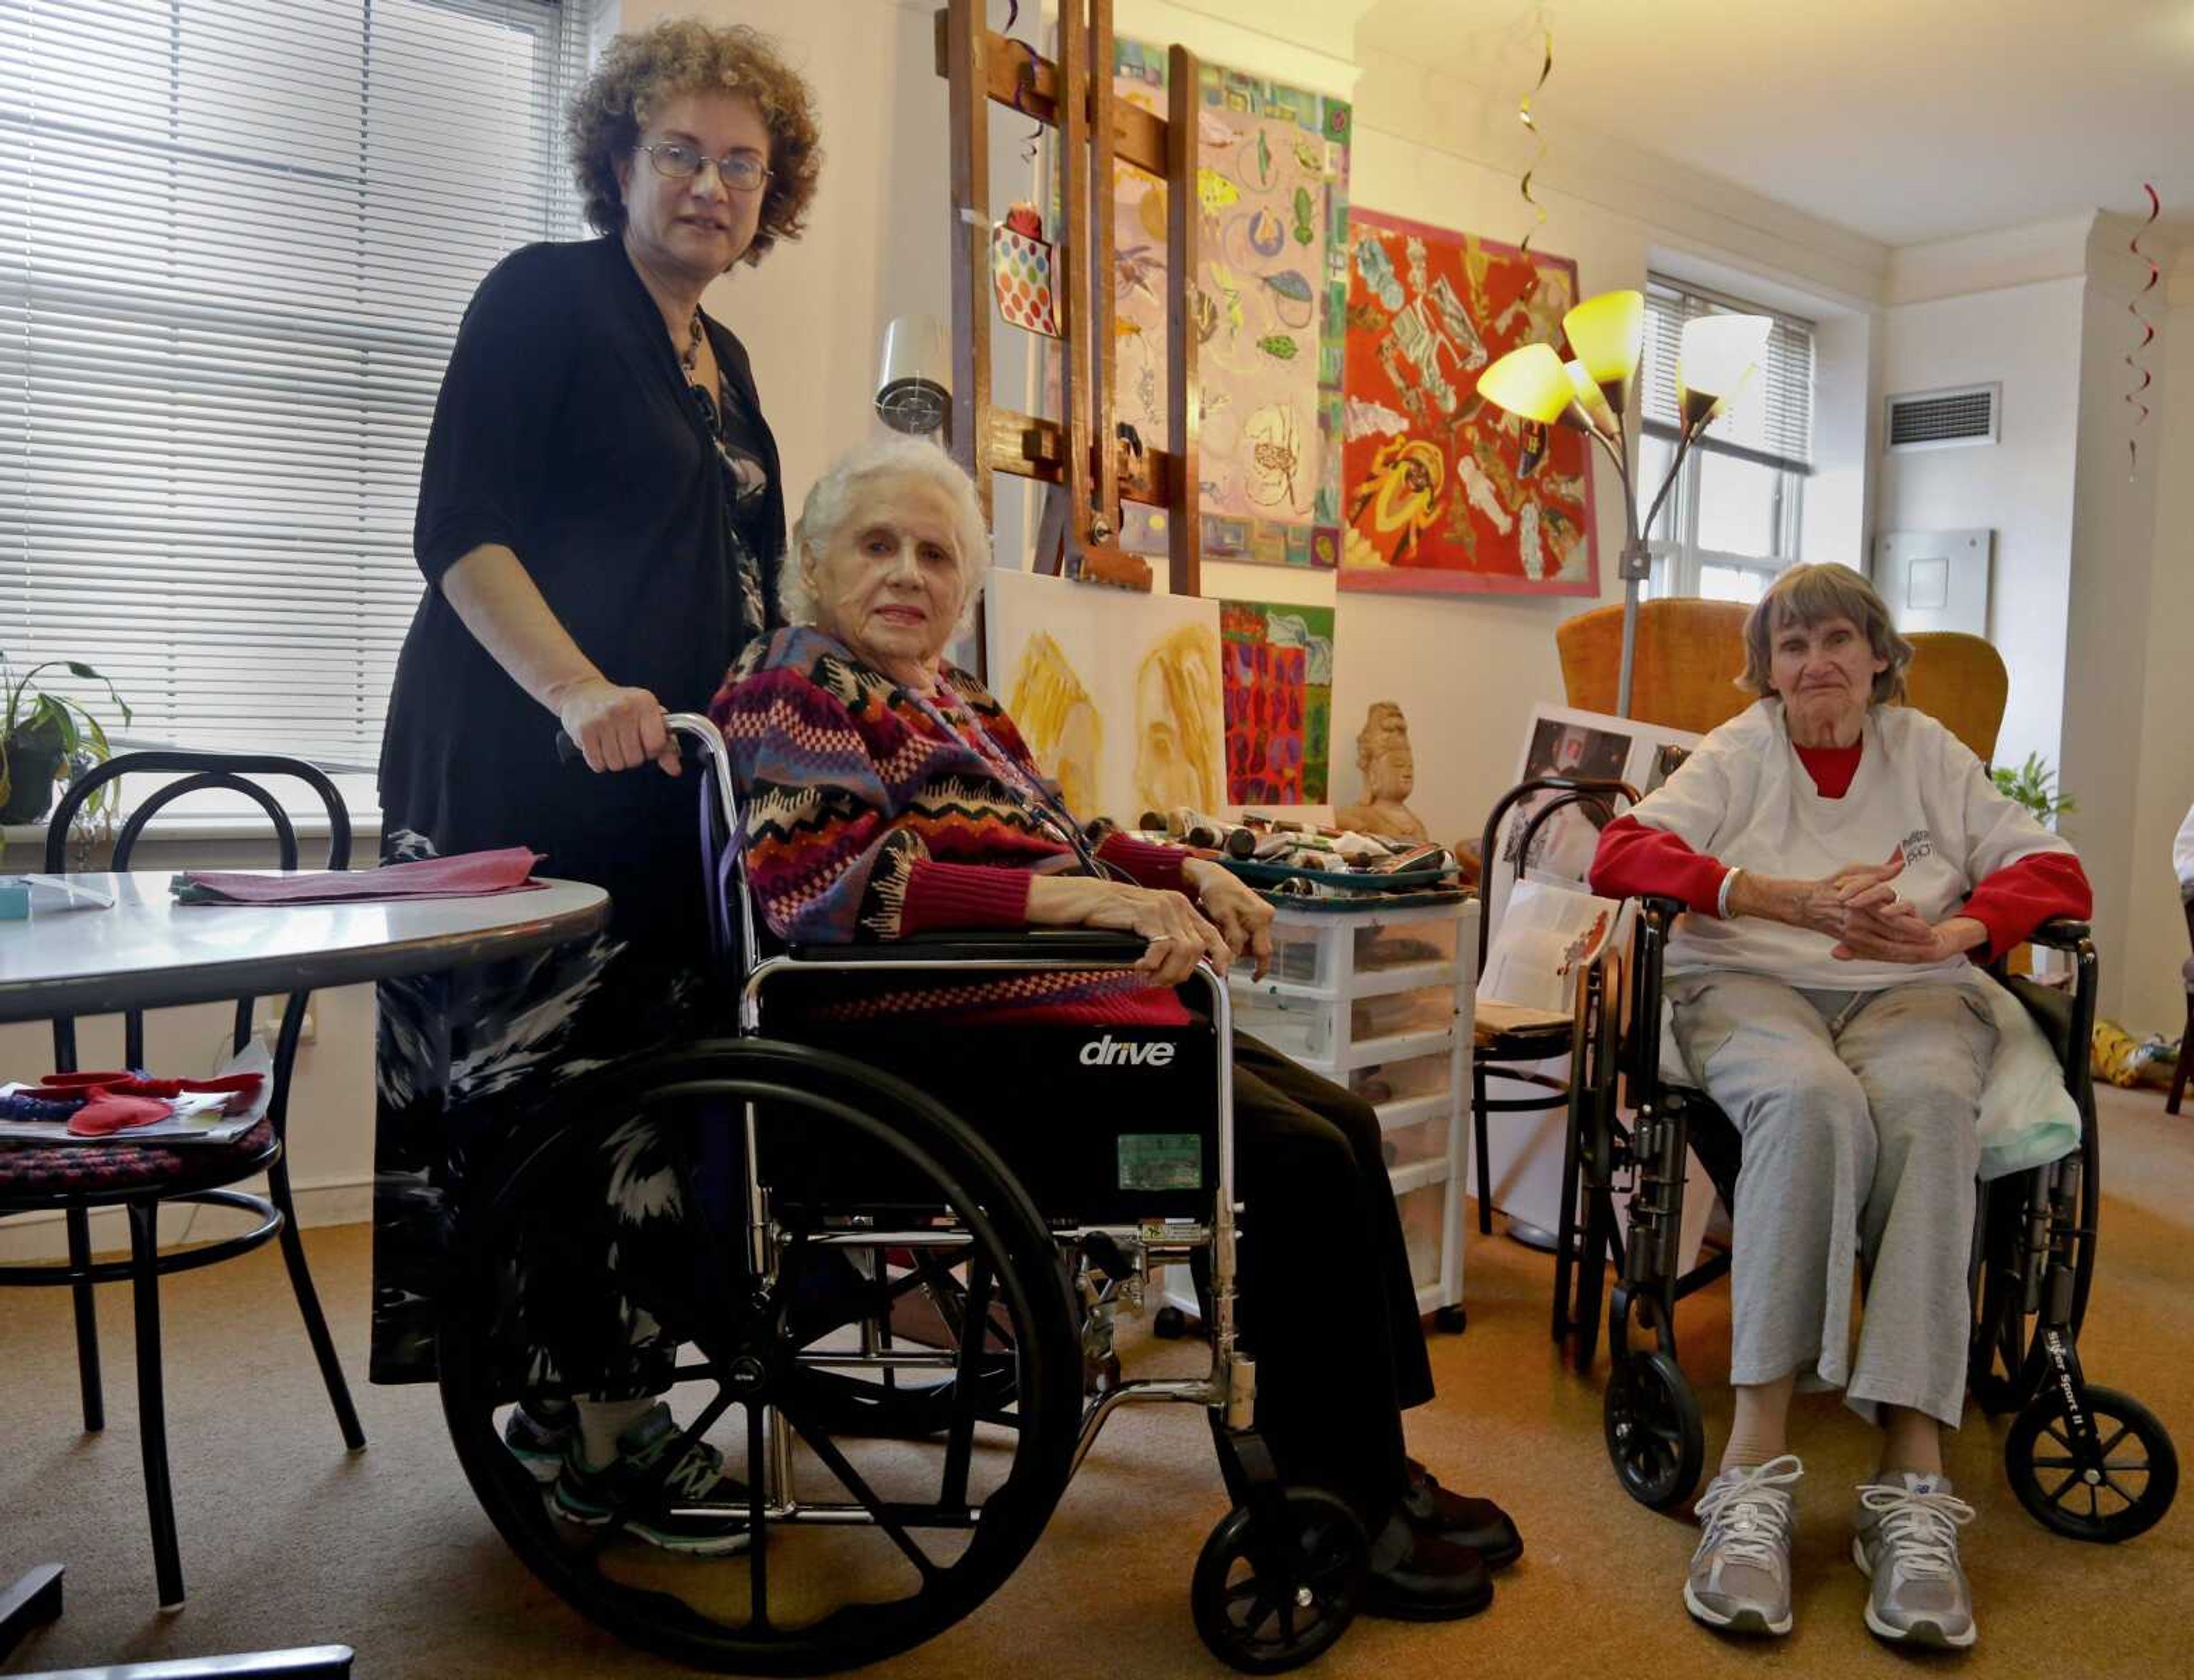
[0,875,118,912]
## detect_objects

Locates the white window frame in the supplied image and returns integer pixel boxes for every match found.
[1646,452,1806,604]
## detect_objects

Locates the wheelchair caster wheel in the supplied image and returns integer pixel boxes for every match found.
[1154,1305,1195,1341]
[2006,1384,2178,1543]
[1191,1486,1366,1674]
[1604,1350,1703,1513]
[1432,1305,1467,1334]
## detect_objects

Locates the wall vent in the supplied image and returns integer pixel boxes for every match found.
[1885,383,2000,452]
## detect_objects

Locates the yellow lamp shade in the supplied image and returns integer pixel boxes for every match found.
[1562,290,1643,399]
[1677,314,1772,405]
[1476,342,1575,425]
[1564,359,1620,436]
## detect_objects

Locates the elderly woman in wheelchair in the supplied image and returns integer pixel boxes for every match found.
[1586,563,2097,1647]
[701,439,1512,1619]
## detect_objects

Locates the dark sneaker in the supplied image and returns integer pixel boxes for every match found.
[550,1403,753,1556]
[503,1398,575,1485]
[1360,1510,1495,1622]
[1402,1457,1523,1570]
[1853,1474,1977,1649]
[1685,1456,1801,1636]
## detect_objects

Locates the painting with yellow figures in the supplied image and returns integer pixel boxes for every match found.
[1108,39,1350,570]
[986,569,1227,829]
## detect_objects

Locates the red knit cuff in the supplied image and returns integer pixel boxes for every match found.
[1096,832,1188,892]
[899,861,1034,935]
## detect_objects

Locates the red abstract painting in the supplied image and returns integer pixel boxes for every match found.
[1338,209,1598,596]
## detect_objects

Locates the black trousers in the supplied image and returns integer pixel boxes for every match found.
[1229,1031,1435,1521]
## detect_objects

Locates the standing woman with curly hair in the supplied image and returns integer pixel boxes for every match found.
[372,19,821,1552]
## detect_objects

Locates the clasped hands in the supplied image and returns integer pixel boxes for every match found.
[1738,850,1987,965]
[1030,859,1275,987]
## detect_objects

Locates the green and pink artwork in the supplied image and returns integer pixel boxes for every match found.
[1110,41,1350,570]
[1220,599,1334,804]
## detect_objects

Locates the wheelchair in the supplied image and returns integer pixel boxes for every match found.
[1557,897,2178,1543]
[434,714,1370,1675]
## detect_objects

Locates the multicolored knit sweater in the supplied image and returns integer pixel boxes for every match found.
[710,626,1192,1026]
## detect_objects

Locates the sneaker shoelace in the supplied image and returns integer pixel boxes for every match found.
[1857,1484,1976,1583]
[1693,1456,1804,1573]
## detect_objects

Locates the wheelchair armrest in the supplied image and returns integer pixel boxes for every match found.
[2022,919,2093,952]
[782,929,1152,967]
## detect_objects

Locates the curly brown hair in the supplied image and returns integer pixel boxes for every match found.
[565,17,822,267]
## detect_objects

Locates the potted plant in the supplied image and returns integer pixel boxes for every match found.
[1990,753,2076,981]
[1991,753,2077,829]
[1,652,133,828]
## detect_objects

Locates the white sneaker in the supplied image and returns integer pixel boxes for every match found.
[1853,1473,1977,1649]
[1685,1456,1803,1636]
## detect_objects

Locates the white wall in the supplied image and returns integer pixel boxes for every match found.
[1873,276,2085,777]
[2116,262,2194,1036]
[2060,214,2169,1022]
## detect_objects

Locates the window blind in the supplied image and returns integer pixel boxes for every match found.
[1,0,599,773]
[1640,276,1815,475]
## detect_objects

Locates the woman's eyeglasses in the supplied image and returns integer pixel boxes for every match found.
[638,141,770,193]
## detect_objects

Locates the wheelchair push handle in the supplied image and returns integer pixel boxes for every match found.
[554,711,728,771]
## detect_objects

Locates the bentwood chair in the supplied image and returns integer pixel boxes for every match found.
[0,752,365,1610]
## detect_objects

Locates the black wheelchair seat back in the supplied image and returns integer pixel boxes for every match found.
[778,1015,1220,1226]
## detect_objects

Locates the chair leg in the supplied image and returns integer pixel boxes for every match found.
[268,1159,366,1452]
[1474,1066,1494,1236]
[65,1205,104,1433]
[127,1202,185,1610]
[1551,1089,1583,1344]
[2168,1005,2191,1116]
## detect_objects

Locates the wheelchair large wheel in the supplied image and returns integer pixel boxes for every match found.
[1191,1486,1366,1674]
[439,1041,1084,1675]
[2005,1384,2177,1543]
[1605,1350,1704,1512]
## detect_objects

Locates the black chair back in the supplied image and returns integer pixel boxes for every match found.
[42,751,352,1131]
[1475,776,1639,973]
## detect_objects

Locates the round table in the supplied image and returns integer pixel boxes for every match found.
[0,872,610,1025]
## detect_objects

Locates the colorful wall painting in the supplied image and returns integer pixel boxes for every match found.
[1108,41,1350,570]
[987,568,1227,827]
[1219,599,1334,804]
[1338,209,1598,596]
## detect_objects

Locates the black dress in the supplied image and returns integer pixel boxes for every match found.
[370,235,783,1384]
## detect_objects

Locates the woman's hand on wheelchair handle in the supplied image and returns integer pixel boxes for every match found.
[551,676,681,776]
[1182,859,1275,981]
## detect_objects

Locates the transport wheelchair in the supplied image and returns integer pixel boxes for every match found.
[435,715,1371,1675]
[1554,896,2179,1543]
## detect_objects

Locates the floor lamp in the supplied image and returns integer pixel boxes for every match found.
[1477,291,1772,719]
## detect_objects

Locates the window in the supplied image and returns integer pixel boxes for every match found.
[1638,278,1815,603]
[1,0,600,792]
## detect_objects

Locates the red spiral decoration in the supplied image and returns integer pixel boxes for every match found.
[2127,182,2160,479]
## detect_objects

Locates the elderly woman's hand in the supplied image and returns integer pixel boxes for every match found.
[1832,905,1987,965]
[1183,858,1276,980]
[1026,876,1232,987]
[1729,849,1905,936]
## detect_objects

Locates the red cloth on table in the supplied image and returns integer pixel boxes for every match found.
[174,847,544,905]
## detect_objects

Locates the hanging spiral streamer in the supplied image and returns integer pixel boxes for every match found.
[2126,182,2160,479]
[1002,1,1043,164]
[1515,16,1552,294]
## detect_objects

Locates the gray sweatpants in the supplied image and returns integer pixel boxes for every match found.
[1665,972,1997,1429]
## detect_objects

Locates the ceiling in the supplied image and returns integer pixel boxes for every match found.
[1198,0,2194,248]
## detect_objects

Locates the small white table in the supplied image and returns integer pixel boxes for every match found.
[0,872,610,1025]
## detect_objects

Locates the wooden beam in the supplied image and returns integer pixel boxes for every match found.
[1088,0,1120,543]
[944,0,991,515]
[1165,44,1202,598]
[933,10,1166,176]
[985,408,1174,505]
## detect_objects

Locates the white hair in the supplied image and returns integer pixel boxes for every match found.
[779,436,991,634]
